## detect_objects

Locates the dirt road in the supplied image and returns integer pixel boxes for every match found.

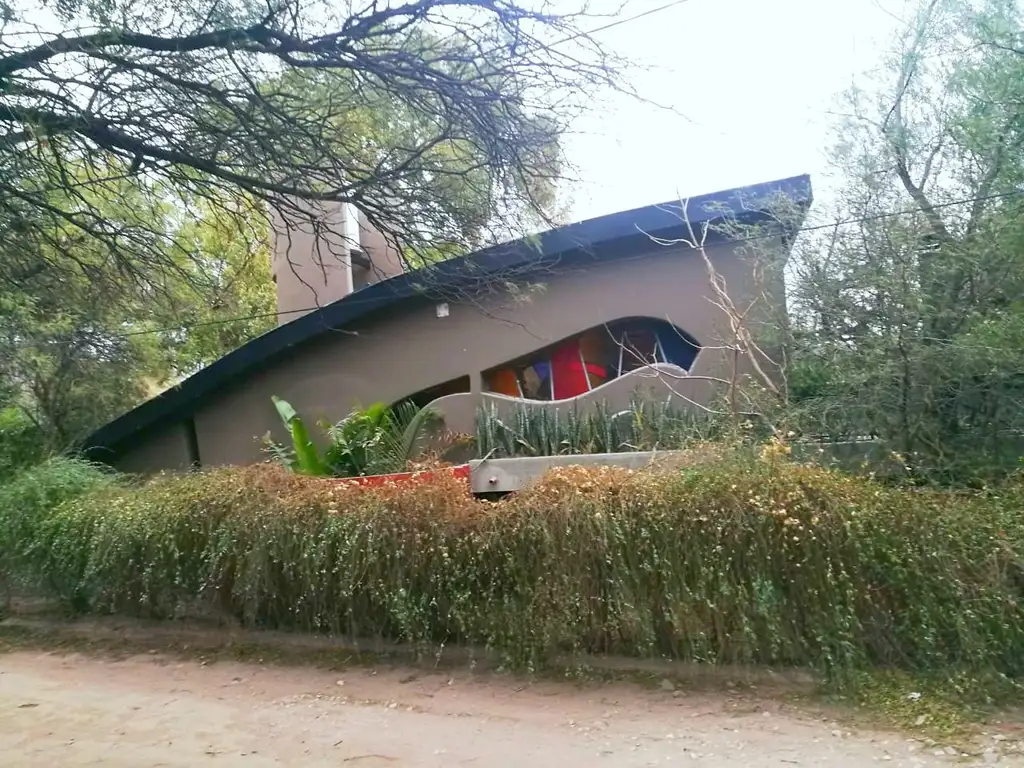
[0,650,1011,767]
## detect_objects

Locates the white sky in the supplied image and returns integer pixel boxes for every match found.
[561,0,907,220]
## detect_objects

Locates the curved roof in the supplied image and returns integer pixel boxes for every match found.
[85,174,812,457]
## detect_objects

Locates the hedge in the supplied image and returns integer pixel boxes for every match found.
[0,458,118,597]
[5,446,1024,676]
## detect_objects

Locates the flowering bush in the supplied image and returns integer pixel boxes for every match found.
[7,449,1024,677]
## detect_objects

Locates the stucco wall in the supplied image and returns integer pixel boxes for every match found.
[428,363,719,436]
[186,236,781,467]
[355,212,406,286]
[111,420,193,475]
[269,200,355,323]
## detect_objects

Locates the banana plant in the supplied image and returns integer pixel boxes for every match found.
[266,397,444,478]
[270,396,330,476]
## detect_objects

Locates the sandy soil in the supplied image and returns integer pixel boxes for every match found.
[1,648,1016,767]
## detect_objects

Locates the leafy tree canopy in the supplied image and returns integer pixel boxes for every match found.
[784,0,1024,484]
[0,0,619,293]
[0,162,274,447]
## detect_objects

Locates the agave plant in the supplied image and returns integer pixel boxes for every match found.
[264,397,444,478]
[475,393,716,459]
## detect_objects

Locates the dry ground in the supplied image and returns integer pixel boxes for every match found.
[0,618,1021,766]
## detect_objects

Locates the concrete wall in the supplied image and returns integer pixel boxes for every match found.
[112,420,193,475]
[269,200,354,323]
[354,211,406,287]
[270,204,408,320]
[122,235,785,470]
[428,363,719,436]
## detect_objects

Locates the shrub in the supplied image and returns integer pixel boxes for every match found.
[264,397,447,477]
[8,449,1024,678]
[0,457,118,603]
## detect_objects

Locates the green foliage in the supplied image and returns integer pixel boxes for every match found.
[8,450,1024,679]
[0,172,274,450]
[326,400,444,477]
[2,0,597,316]
[386,401,446,471]
[277,65,562,257]
[0,408,45,480]
[2,3,595,455]
[271,396,329,476]
[784,0,1024,486]
[0,165,176,447]
[0,457,118,606]
[266,398,444,477]
[475,395,724,458]
[322,402,395,477]
[843,668,1024,742]
[165,194,275,375]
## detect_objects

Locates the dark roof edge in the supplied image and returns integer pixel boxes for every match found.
[84,173,813,457]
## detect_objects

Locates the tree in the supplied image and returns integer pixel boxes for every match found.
[166,193,275,375]
[0,0,628,453]
[0,167,274,447]
[786,0,1024,484]
[0,0,622,296]
[0,266,171,449]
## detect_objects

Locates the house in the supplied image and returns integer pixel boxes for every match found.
[84,175,813,474]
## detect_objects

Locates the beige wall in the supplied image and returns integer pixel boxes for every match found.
[270,203,408,321]
[112,420,193,475]
[355,212,406,286]
[270,200,354,323]
[107,236,784,471]
[186,236,781,467]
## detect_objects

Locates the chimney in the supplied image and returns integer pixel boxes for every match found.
[269,200,406,326]
[352,210,406,290]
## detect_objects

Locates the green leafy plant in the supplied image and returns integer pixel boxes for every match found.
[324,401,445,476]
[0,407,47,481]
[270,396,329,476]
[0,457,118,613]
[322,402,392,477]
[378,400,447,473]
[265,397,444,477]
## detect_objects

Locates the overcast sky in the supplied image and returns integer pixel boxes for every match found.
[560,0,907,220]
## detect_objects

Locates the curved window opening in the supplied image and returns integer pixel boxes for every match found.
[397,375,472,410]
[483,318,699,402]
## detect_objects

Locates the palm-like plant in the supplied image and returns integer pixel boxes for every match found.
[264,397,444,478]
[269,396,329,476]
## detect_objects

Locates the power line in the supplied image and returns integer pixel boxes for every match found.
[786,187,1024,236]
[10,184,1024,344]
[110,305,317,339]
[548,0,696,47]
